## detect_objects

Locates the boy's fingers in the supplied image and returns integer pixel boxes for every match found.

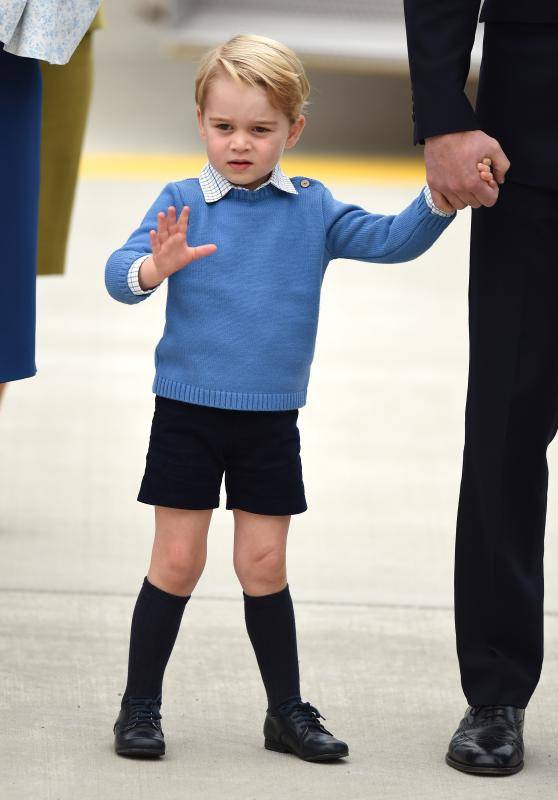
[189,243,217,261]
[178,206,190,235]
[157,210,169,242]
[168,205,179,235]
[149,229,161,255]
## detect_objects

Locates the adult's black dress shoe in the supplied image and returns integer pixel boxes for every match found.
[264,700,349,762]
[446,705,524,776]
[113,696,165,757]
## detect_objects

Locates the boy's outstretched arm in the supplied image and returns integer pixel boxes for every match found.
[322,185,456,265]
[104,182,181,304]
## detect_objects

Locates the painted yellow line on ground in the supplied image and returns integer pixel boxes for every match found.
[79,153,426,185]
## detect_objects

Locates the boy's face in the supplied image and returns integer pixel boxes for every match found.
[196,70,305,190]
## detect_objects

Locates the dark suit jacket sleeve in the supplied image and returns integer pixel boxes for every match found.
[403,0,483,145]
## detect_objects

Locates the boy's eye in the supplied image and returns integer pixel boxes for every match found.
[214,124,269,133]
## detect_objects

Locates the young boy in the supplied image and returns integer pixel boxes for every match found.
[105,33,494,762]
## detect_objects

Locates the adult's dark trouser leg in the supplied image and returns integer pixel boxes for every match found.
[0,44,42,382]
[455,181,558,708]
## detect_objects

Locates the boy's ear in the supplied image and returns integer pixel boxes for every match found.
[286,115,306,149]
[196,106,206,139]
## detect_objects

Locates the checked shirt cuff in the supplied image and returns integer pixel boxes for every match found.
[127,255,159,295]
[423,185,456,218]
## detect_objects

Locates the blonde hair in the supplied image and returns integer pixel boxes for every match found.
[195,34,310,125]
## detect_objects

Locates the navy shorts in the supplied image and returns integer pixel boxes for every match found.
[137,395,308,516]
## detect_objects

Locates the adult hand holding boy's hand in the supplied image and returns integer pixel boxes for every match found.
[139,205,217,290]
[425,130,510,211]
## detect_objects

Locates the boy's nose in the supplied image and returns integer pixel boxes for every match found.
[230,137,251,152]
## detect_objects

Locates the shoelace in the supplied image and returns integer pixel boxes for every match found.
[123,697,162,731]
[286,701,332,736]
[472,705,510,726]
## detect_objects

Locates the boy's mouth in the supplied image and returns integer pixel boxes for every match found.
[228,160,253,171]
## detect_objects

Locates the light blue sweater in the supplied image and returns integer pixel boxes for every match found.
[105,176,455,411]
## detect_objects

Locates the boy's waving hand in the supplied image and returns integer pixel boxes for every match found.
[139,205,217,290]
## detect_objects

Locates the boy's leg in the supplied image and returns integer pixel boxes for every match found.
[148,505,211,596]
[234,508,349,761]
[122,506,212,702]
[233,509,301,710]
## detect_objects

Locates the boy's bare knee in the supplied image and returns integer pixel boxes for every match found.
[165,538,206,576]
[149,549,206,596]
[234,546,287,595]
[149,508,211,595]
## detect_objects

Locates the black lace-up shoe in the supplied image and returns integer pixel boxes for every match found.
[264,700,349,762]
[446,705,525,775]
[113,696,165,757]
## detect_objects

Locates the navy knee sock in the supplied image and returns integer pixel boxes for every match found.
[122,576,189,704]
[243,584,301,712]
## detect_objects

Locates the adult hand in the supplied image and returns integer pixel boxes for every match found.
[425,130,510,211]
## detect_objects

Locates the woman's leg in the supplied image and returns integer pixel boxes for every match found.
[37,31,94,276]
[122,506,212,702]
[233,509,301,710]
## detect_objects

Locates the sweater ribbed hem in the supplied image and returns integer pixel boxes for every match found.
[153,375,306,411]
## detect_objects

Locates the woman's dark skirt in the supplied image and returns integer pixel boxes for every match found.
[0,42,42,382]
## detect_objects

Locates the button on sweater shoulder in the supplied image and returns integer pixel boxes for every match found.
[105,165,455,411]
